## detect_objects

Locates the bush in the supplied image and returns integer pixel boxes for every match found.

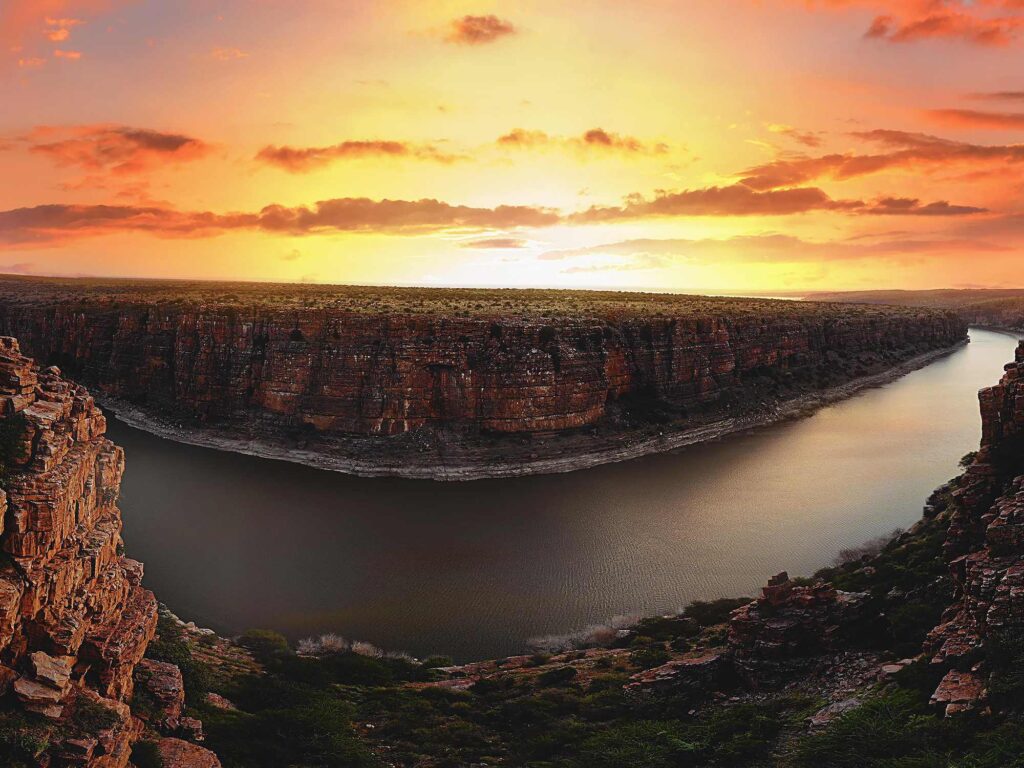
[131,740,164,768]
[146,609,213,705]
[537,666,578,687]
[236,629,291,662]
[790,689,960,768]
[682,597,750,627]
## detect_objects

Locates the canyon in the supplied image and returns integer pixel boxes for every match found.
[0,304,1022,765]
[0,276,967,479]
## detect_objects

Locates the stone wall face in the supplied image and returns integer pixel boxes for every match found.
[925,341,1024,714]
[0,304,967,438]
[0,337,158,766]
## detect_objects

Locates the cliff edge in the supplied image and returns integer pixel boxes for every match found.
[0,277,968,479]
[0,337,218,767]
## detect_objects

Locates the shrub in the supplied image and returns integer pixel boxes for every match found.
[537,666,578,687]
[237,629,291,662]
[790,689,960,768]
[131,740,164,768]
[682,597,750,627]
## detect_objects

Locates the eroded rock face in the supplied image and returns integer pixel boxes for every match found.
[0,290,966,447]
[728,572,869,688]
[925,341,1024,715]
[0,337,160,765]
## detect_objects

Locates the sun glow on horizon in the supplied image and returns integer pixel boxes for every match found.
[1,0,1023,291]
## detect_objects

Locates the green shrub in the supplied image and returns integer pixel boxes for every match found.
[131,740,164,768]
[537,665,578,687]
[236,629,291,662]
[790,689,960,768]
[682,597,750,627]
[630,647,671,670]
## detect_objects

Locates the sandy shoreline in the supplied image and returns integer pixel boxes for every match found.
[99,338,971,482]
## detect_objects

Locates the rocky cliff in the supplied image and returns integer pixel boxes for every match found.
[924,340,1024,715]
[0,337,219,767]
[0,277,967,478]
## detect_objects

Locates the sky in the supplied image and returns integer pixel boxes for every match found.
[1,0,1024,292]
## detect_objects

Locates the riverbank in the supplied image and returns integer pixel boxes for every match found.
[103,338,968,481]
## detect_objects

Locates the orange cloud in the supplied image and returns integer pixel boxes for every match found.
[26,124,210,175]
[255,140,464,172]
[570,183,985,222]
[924,108,1024,129]
[570,185,863,221]
[767,124,824,148]
[445,15,516,45]
[540,233,1010,265]
[209,46,248,61]
[864,11,1024,45]
[44,16,82,41]
[0,197,562,246]
[459,237,530,249]
[497,127,669,155]
[53,48,81,58]
[739,130,1024,189]
[0,1,114,70]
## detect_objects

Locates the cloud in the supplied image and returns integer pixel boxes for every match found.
[281,249,302,261]
[0,1,118,71]
[864,11,1024,46]
[0,262,34,274]
[767,124,824,148]
[24,124,210,175]
[739,129,1024,189]
[0,197,562,246]
[497,127,669,155]
[570,184,864,222]
[458,237,530,249]
[969,90,1024,101]
[44,17,82,42]
[209,46,248,61]
[445,14,516,45]
[53,49,81,59]
[255,140,463,172]
[540,232,1009,267]
[924,108,1024,129]
[777,1,1024,46]
[863,197,987,215]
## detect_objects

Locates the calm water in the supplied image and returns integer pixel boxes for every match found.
[110,328,1020,661]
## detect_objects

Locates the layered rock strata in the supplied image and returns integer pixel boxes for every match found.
[924,341,1024,714]
[0,337,216,766]
[0,278,967,477]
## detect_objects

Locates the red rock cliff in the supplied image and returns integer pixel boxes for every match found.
[925,340,1024,714]
[0,285,965,440]
[0,337,217,767]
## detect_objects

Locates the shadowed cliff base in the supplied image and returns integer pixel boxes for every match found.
[0,276,967,479]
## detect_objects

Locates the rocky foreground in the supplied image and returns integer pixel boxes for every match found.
[0,338,218,767]
[0,276,966,479]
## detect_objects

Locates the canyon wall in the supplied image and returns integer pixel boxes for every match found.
[0,337,217,767]
[0,292,966,443]
[925,340,1024,714]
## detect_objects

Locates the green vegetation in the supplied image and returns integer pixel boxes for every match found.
[131,740,165,768]
[0,274,961,323]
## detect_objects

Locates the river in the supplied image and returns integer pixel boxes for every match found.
[109,328,1020,661]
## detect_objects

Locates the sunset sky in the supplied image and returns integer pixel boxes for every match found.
[2,0,1024,291]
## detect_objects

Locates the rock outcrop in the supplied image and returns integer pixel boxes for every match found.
[0,337,216,766]
[728,572,869,688]
[0,278,967,477]
[924,341,1024,714]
